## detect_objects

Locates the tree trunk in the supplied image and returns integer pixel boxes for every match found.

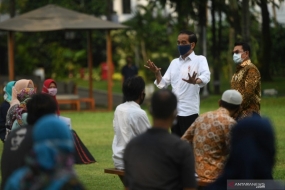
[242,0,250,43]
[228,0,241,41]
[212,0,220,94]
[197,0,209,96]
[259,0,272,81]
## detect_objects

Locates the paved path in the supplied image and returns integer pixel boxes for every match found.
[77,87,123,110]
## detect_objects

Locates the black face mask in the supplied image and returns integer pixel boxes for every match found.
[139,92,145,105]
[177,44,191,55]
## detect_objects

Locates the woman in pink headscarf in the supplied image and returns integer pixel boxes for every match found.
[5,79,36,137]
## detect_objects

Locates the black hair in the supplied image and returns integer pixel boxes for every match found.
[179,30,198,45]
[151,89,177,119]
[123,76,145,102]
[220,100,240,111]
[234,42,251,57]
[27,93,57,125]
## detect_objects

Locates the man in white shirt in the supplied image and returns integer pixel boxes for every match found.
[145,30,211,137]
[112,76,151,172]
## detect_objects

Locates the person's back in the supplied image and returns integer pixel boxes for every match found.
[4,115,85,190]
[181,90,242,184]
[1,94,57,189]
[124,128,196,190]
[124,89,196,190]
[112,76,150,169]
[206,116,278,190]
[0,81,15,141]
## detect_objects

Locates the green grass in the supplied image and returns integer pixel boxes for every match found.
[66,96,285,190]
[70,79,123,94]
[15,96,285,189]
[65,76,285,97]
[0,77,284,189]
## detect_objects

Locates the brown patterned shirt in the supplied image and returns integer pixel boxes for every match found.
[231,59,261,119]
[181,107,236,183]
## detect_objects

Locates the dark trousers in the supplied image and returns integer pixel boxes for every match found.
[171,114,198,137]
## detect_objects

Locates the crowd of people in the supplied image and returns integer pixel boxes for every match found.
[112,30,281,190]
[0,29,281,190]
[0,78,96,190]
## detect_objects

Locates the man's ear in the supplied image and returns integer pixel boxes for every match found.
[173,109,177,118]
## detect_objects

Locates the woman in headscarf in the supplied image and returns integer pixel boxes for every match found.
[206,116,281,190]
[6,80,35,133]
[4,115,85,190]
[0,81,15,141]
[41,79,96,165]
[41,79,60,115]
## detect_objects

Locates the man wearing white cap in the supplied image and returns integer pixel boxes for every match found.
[181,89,242,186]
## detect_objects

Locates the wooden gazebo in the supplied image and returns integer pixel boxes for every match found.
[0,4,127,110]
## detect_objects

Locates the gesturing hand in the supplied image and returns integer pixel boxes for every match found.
[182,72,198,84]
[144,59,161,74]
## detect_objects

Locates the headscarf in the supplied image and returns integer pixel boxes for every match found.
[14,88,36,127]
[206,116,276,190]
[42,79,60,115]
[3,81,15,102]
[4,115,84,190]
[6,80,35,129]
[9,79,34,108]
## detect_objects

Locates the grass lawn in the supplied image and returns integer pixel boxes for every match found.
[2,95,279,190]
[0,77,284,189]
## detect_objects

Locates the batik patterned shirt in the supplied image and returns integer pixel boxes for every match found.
[181,107,236,183]
[231,59,261,119]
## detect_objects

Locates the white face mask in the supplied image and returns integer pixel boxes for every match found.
[233,53,244,64]
[48,88,57,96]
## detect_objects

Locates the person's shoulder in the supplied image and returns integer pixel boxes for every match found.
[170,57,180,64]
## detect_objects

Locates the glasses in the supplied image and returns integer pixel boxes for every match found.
[232,50,244,55]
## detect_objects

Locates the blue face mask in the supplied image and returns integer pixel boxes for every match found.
[177,44,191,56]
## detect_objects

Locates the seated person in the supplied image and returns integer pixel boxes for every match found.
[0,81,15,141]
[4,115,85,190]
[206,116,282,190]
[124,89,196,190]
[1,93,57,189]
[181,90,242,185]
[112,76,150,182]
[41,78,96,164]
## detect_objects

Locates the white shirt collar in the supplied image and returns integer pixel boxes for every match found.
[179,51,196,61]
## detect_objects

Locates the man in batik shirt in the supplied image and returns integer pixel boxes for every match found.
[181,90,242,185]
[231,42,261,120]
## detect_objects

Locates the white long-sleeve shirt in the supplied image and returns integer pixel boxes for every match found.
[112,101,151,169]
[155,52,210,116]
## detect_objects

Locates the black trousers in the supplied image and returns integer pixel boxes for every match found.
[171,114,198,137]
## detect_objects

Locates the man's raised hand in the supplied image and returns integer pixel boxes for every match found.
[144,59,161,74]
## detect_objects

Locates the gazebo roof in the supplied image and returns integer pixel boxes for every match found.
[0,4,127,32]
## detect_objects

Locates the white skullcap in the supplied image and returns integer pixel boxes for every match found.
[221,90,242,105]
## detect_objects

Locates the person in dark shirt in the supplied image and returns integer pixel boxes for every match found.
[121,56,138,103]
[4,115,85,190]
[0,81,15,142]
[124,89,196,190]
[206,116,279,190]
[121,56,138,83]
[1,93,57,189]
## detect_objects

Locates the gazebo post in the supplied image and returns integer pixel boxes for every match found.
[87,30,93,99]
[8,31,15,80]
[106,30,113,111]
